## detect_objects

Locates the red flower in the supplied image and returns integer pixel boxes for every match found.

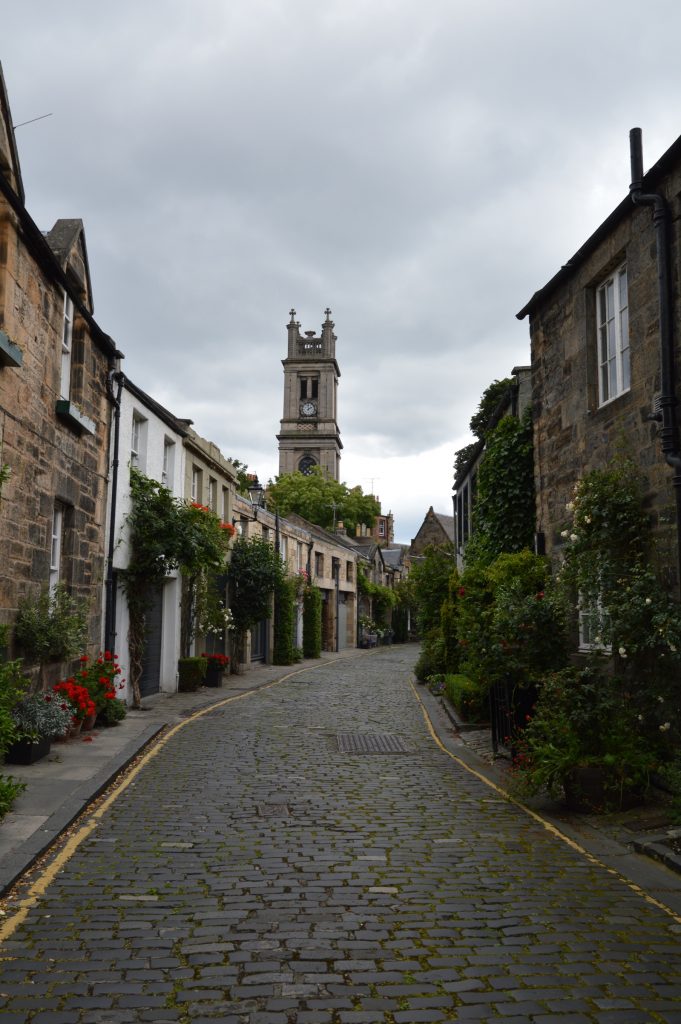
[79,655,89,663]
[104,651,112,661]
[458,587,465,597]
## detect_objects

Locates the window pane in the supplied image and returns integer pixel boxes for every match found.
[622,344,631,391]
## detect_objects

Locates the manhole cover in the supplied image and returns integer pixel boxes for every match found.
[336,733,410,754]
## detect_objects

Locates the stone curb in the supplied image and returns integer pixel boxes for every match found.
[0,722,165,896]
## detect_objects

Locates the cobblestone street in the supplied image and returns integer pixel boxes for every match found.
[2,646,681,1023]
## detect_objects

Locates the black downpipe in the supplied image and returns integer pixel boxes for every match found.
[629,127,681,593]
[104,370,124,654]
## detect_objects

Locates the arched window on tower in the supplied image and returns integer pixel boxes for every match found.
[299,456,316,475]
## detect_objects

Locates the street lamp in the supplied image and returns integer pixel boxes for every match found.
[248,478,266,510]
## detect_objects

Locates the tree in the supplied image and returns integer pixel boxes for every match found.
[228,457,252,496]
[267,469,379,536]
[227,536,283,670]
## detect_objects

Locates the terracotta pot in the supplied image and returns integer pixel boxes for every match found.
[82,711,97,731]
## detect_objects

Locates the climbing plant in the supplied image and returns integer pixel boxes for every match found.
[468,407,535,563]
[272,575,299,665]
[122,470,230,706]
[302,585,322,658]
[227,535,284,670]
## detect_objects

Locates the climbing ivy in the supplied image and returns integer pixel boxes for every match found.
[122,470,230,705]
[227,536,283,669]
[468,407,535,563]
[302,585,322,658]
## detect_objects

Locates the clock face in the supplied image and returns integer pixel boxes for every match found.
[301,401,317,416]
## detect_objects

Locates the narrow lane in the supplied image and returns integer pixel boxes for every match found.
[1,647,681,1023]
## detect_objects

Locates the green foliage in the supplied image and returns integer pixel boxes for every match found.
[267,468,380,535]
[273,576,298,665]
[228,457,252,496]
[414,628,446,681]
[410,544,456,635]
[0,775,25,820]
[14,584,88,667]
[0,659,27,753]
[228,536,283,634]
[469,378,514,440]
[12,691,72,741]
[177,656,208,692]
[444,673,488,723]
[302,585,322,658]
[454,442,479,478]
[123,470,231,697]
[457,551,566,690]
[511,666,656,807]
[468,408,535,563]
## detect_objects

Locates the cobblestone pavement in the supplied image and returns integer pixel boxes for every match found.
[2,647,681,1023]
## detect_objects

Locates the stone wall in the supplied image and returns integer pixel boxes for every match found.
[0,203,113,650]
[527,161,681,587]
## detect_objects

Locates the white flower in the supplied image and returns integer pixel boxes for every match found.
[560,530,569,539]
[645,598,652,605]
[671,643,678,653]
[594,636,602,644]
[657,695,665,703]
[618,646,627,658]
[637,714,643,722]
[570,533,578,542]
[584,516,591,524]
[565,502,575,512]
[660,722,671,732]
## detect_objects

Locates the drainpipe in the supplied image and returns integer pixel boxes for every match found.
[629,127,681,593]
[104,368,125,654]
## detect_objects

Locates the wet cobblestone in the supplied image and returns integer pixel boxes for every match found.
[1,647,681,1021]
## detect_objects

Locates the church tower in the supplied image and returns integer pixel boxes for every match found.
[277,308,342,481]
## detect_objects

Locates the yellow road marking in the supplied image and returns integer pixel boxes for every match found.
[0,655,365,945]
[409,679,681,927]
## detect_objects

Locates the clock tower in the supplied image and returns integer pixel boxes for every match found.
[277,308,342,481]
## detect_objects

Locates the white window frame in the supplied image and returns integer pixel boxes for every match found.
[578,593,611,652]
[191,466,202,503]
[50,505,63,592]
[280,535,288,563]
[60,292,74,400]
[162,438,174,488]
[597,263,630,406]
[131,412,147,471]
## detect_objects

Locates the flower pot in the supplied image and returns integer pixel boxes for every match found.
[82,711,97,731]
[203,663,224,688]
[71,717,83,737]
[4,736,51,765]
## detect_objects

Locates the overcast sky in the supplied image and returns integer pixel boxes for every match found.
[3,1,681,542]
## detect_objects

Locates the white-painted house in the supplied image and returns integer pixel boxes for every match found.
[102,374,189,699]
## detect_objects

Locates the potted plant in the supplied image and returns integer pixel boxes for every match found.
[6,692,73,763]
[14,584,88,687]
[52,679,96,736]
[201,652,229,687]
[75,651,127,726]
[177,656,207,692]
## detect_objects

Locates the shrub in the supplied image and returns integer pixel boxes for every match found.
[14,584,88,668]
[75,651,126,713]
[0,659,29,818]
[414,628,445,681]
[12,692,72,740]
[444,674,489,723]
[273,576,298,665]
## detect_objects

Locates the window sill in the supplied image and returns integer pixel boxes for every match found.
[55,399,96,436]
[0,330,23,368]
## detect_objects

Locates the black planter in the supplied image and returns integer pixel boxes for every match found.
[204,664,224,688]
[5,736,51,765]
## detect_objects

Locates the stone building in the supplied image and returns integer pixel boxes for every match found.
[0,65,119,655]
[517,128,681,590]
[277,308,342,480]
[409,507,455,557]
